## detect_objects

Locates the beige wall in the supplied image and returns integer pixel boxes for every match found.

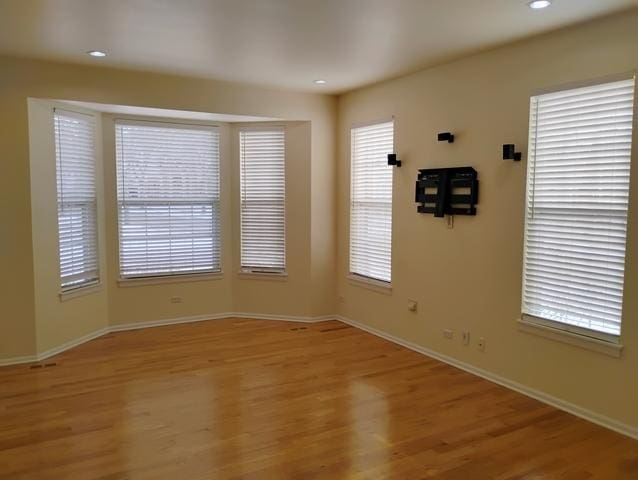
[102,115,234,326]
[230,122,315,317]
[0,55,336,359]
[336,11,638,430]
[28,100,110,354]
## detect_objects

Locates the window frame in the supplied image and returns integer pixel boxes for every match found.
[114,118,222,281]
[349,118,395,285]
[53,108,101,294]
[238,125,287,274]
[521,74,636,344]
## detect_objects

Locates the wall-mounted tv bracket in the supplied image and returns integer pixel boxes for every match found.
[415,167,478,217]
[387,153,402,167]
[503,144,521,161]
[437,132,455,143]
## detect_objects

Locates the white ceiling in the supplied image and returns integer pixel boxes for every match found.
[0,0,636,94]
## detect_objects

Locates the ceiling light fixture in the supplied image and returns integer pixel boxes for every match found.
[87,50,107,57]
[313,79,327,85]
[528,0,552,9]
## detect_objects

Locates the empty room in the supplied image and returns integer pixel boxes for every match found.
[1,0,638,478]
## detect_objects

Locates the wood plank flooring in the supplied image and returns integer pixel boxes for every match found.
[0,318,637,479]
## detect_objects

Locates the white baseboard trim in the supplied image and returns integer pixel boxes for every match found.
[335,315,638,440]
[0,354,38,367]
[109,313,231,332]
[37,327,111,362]
[229,312,335,323]
[0,327,110,366]
[0,313,335,366]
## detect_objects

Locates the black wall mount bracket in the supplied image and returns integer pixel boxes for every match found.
[437,132,455,143]
[387,153,402,167]
[503,144,521,161]
[415,167,478,217]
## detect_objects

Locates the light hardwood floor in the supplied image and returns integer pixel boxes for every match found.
[0,318,636,479]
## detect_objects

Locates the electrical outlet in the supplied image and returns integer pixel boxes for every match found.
[170,296,182,304]
[478,337,486,352]
[443,329,454,340]
[462,331,470,346]
[407,299,418,312]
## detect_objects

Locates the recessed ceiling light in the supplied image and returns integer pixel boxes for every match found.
[314,79,327,85]
[528,0,552,9]
[87,50,107,57]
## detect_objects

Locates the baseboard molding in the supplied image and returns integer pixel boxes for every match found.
[229,312,335,323]
[109,313,231,332]
[335,315,638,440]
[0,312,334,366]
[37,327,111,362]
[0,354,38,367]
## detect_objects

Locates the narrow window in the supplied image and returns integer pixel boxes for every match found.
[54,110,99,291]
[523,77,635,340]
[115,121,221,278]
[239,128,286,272]
[350,120,394,283]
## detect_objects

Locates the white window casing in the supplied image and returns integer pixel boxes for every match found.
[522,77,635,341]
[54,109,100,291]
[239,128,286,272]
[350,120,394,284]
[115,120,221,279]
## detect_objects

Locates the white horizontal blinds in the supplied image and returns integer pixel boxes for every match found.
[239,128,286,271]
[54,110,99,291]
[523,78,635,338]
[350,121,394,283]
[116,121,220,278]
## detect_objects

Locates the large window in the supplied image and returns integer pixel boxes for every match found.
[349,120,394,283]
[522,77,635,340]
[54,109,99,291]
[239,128,286,272]
[115,121,221,279]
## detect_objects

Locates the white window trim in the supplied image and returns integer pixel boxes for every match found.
[54,108,101,293]
[238,125,287,273]
[348,118,395,284]
[59,281,101,301]
[237,269,288,281]
[118,272,224,287]
[520,74,635,343]
[517,317,623,358]
[347,273,393,295]
[115,118,222,279]
[531,71,636,96]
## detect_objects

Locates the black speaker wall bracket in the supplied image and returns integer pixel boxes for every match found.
[387,153,402,167]
[503,144,522,161]
[437,132,455,143]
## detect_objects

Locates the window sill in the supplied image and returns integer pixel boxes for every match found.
[118,272,223,287]
[59,281,101,301]
[517,318,623,358]
[237,270,288,281]
[347,274,392,295]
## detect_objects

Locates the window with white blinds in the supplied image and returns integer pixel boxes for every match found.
[350,120,394,283]
[54,110,99,291]
[116,121,221,278]
[239,128,286,272]
[523,77,635,340]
